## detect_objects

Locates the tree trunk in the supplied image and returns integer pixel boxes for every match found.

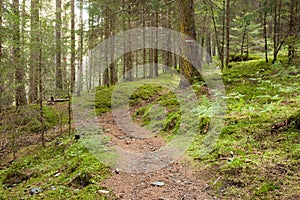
[288,0,296,64]
[142,4,147,78]
[209,0,224,70]
[154,11,159,77]
[109,10,118,85]
[122,9,127,80]
[206,32,212,62]
[38,36,45,147]
[149,15,154,78]
[29,0,39,103]
[0,0,3,112]
[70,0,75,93]
[166,5,172,74]
[178,0,196,88]
[225,0,230,68]
[77,0,83,94]
[55,0,63,90]
[273,0,283,63]
[103,5,110,86]
[13,0,27,109]
[263,0,268,63]
[127,3,133,81]
[240,25,247,60]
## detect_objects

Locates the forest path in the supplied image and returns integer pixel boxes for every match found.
[98,112,214,200]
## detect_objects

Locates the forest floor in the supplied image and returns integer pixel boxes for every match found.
[1,58,300,200]
[99,111,213,200]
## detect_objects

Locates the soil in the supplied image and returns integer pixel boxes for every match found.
[98,112,216,200]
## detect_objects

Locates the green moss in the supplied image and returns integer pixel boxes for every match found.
[255,183,280,195]
[0,136,110,199]
[163,111,181,133]
[129,84,165,106]
[95,86,114,115]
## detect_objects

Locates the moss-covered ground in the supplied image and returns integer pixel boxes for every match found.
[1,59,299,199]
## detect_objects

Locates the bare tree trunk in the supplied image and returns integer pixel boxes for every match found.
[110,10,118,85]
[0,0,3,112]
[70,0,75,93]
[209,0,224,70]
[103,5,110,86]
[127,3,133,81]
[166,2,173,75]
[135,51,139,78]
[149,16,154,78]
[263,0,268,63]
[77,0,83,94]
[225,0,230,68]
[13,0,27,109]
[240,25,247,60]
[55,0,63,90]
[154,11,159,77]
[29,0,39,103]
[288,0,296,64]
[38,36,45,147]
[122,9,126,80]
[142,4,147,78]
[273,0,284,63]
[206,32,212,62]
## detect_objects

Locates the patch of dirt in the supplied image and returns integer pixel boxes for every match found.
[98,112,215,200]
[102,161,212,200]
[99,111,165,153]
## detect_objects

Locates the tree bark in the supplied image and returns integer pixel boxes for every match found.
[0,0,3,111]
[240,25,247,60]
[288,0,296,64]
[263,0,268,63]
[77,0,84,94]
[209,0,224,69]
[154,11,159,77]
[13,0,27,109]
[109,9,118,85]
[38,36,45,147]
[149,14,154,78]
[127,3,133,81]
[55,0,63,90]
[225,0,230,68]
[103,4,110,86]
[272,0,283,63]
[206,32,212,62]
[29,0,39,103]
[142,4,147,78]
[178,0,196,88]
[70,0,75,93]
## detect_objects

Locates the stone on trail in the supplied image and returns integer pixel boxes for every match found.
[98,189,110,194]
[30,187,42,195]
[151,181,165,187]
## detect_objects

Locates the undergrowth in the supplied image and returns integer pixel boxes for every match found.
[0,135,111,199]
[1,59,299,199]
[189,59,300,199]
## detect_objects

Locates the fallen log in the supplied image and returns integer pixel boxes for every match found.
[47,97,70,105]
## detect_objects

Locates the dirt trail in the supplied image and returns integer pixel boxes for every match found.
[99,112,214,200]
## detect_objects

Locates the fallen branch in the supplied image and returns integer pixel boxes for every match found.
[47,97,70,104]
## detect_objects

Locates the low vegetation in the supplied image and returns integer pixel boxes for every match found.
[1,59,299,199]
